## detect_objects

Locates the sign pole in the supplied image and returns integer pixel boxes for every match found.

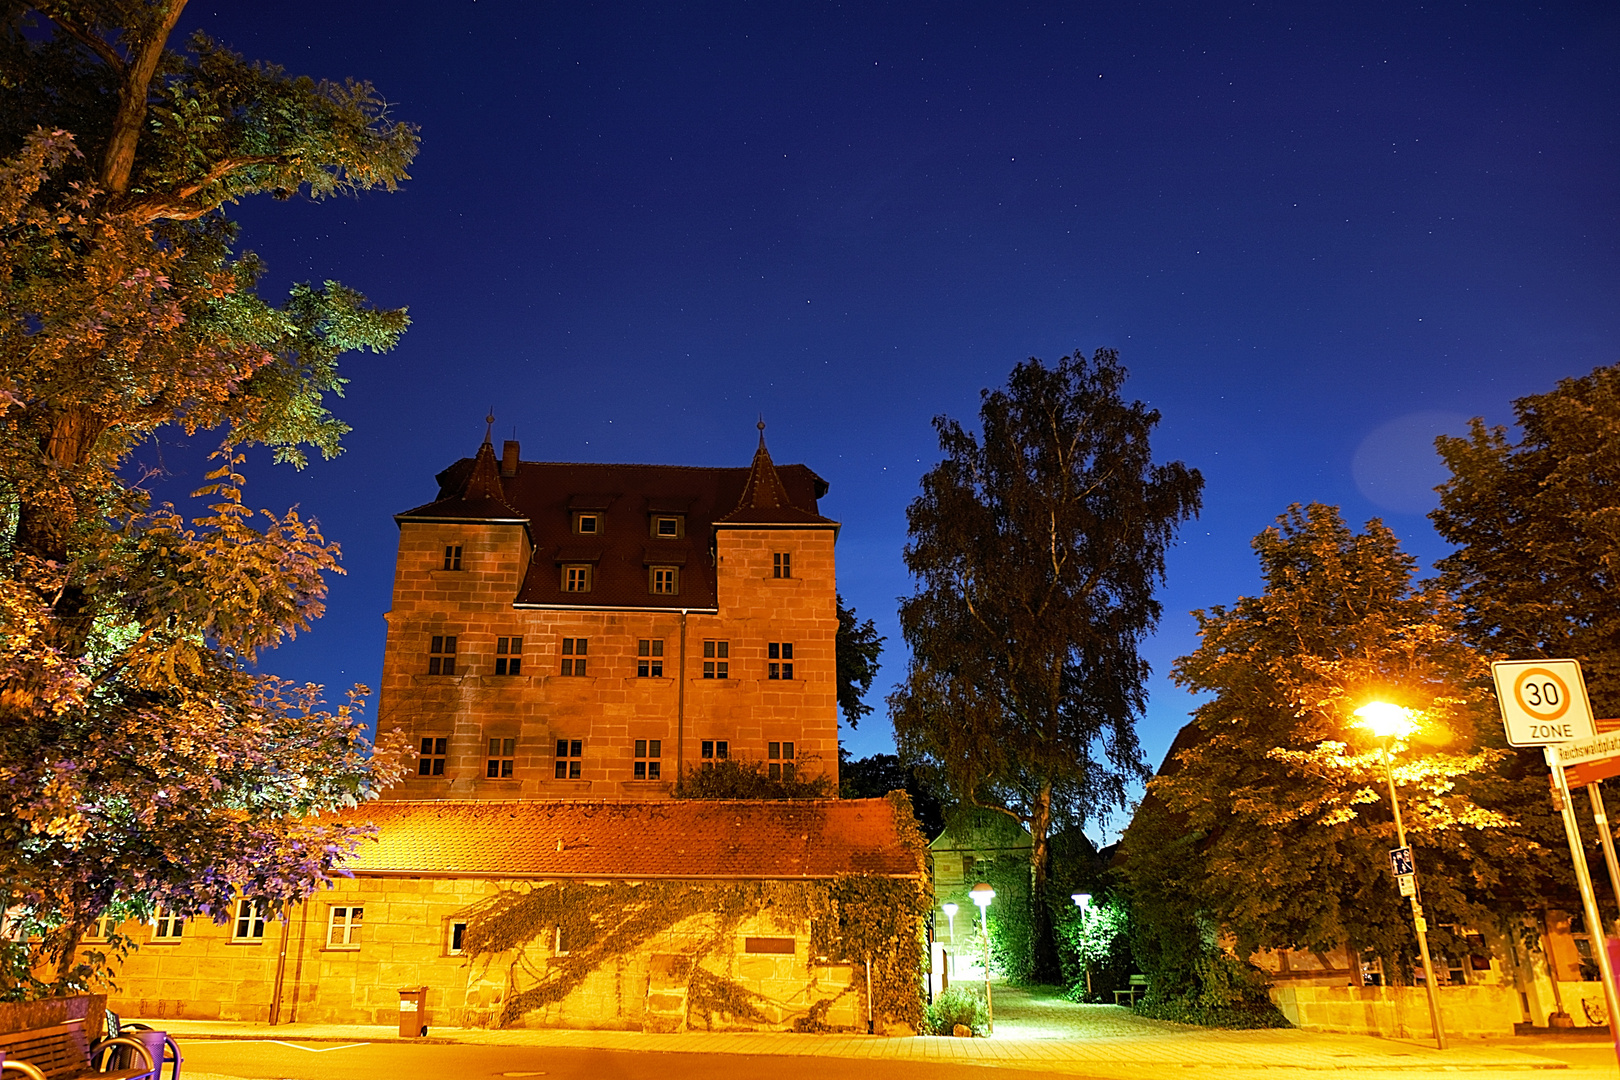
[1547,745,1620,1068]
[1587,782,1620,931]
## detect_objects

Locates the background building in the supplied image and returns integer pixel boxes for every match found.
[380,424,841,799]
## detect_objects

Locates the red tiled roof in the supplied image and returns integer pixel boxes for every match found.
[331,799,924,879]
[395,435,836,611]
[716,428,839,528]
[397,439,527,525]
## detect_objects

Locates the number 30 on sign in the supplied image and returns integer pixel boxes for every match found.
[1491,659,1596,747]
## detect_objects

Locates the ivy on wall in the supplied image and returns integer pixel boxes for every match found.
[459,873,929,1030]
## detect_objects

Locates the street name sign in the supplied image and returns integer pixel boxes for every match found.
[1492,659,1596,746]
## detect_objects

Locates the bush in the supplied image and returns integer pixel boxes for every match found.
[1133,997,1291,1029]
[925,984,990,1036]
[672,757,833,799]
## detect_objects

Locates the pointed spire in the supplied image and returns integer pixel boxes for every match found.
[734,420,793,513]
[394,415,528,526]
[717,421,837,527]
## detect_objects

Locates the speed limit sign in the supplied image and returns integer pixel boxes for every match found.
[1492,659,1596,746]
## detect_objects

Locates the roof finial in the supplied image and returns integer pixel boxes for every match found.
[757,416,766,447]
[484,410,495,445]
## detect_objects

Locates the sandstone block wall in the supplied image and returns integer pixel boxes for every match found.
[377,521,839,799]
[102,875,857,1032]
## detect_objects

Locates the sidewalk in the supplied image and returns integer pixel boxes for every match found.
[131,984,1588,1078]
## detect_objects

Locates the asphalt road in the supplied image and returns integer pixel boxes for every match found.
[179,1040,1110,1080]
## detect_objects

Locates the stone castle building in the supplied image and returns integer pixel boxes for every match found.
[380,422,842,798]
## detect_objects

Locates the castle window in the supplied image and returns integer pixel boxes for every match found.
[486,737,516,778]
[152,908,184,940]
[768,741,796,780]
[87,913,118,941]
[768,642,794,680]
[555,738,583,779]
[651,515,683,538]
[634,739,662,780]
[637,639,664,677]
[650,566,679,595]
[773,552,791,578]
[443,545,463,570]
[418,736,448,776]
[327,906,363,950]
[701,739,728,760]
[574,512,600,535]
[232,898,268,942]
[560,637,588,676]
[447,921,468,956]
[702,640,729,679]
[562,564,593,592]
[428,635,457,676]
[495,636,523,675]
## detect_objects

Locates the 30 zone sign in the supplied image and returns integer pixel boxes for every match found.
[1492,659,1596,747]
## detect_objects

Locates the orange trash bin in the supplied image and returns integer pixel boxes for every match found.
[397,986,428,1038]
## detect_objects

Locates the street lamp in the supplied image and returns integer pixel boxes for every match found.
[1071,893,1094,998]
[942,902,959,942]
[969,882,996,1034]
[1354,701,1446,1050]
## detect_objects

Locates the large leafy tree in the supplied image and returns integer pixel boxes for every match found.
[1431,362,1620,717]
[890,349,1202,975]
[834,593,884,729]
[0,1,416,991]
[1127,504,1562,988]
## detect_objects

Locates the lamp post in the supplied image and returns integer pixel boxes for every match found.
[969,882,995,1034]
[1071,893,1093,999]
[941,901,959,995]
[942,902,959,942]
[1354,701,1446,1050]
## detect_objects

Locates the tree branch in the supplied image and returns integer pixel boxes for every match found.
[100,0,189,195]
[39,10,127,73]
[122,155,283,222]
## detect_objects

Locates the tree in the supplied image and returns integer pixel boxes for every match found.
[0,1,416,991]
[890,349,1202,979]
[1431,363,1620,716]
[838,751,945,837]
[1126,504,1560,991]
[835,594,884,728]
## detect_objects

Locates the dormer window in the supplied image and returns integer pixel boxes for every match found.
[574,512,600,535]
[651,514,683,539]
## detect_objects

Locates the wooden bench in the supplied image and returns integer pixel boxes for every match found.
[0,1017,153,1080]
[1113,974,1148,1006]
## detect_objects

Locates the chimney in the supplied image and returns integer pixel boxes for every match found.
[501,440,520,478]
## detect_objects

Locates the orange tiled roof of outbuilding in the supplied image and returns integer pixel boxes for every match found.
[332,798,924,880]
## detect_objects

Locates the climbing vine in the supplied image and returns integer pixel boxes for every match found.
[459,872,929,1031]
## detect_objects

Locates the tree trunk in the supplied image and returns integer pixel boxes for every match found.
[99,0,190,195]
[1027,780,1063,983]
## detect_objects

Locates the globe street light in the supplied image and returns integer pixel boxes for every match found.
[969,882,996,1034]
[1071,893,1094,998]
[1353,701,1446,1050]
[942,902,959,941]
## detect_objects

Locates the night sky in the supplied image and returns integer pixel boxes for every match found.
[159,3,1618,834]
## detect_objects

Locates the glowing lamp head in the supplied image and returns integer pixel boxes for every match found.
[942,902,959,919]
[1353,701,1419,739]
[1071,892,1092,910]
[969,882,996,909]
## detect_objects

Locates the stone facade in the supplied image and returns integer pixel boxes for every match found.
[98,875,859,1031]
[379,431,841,799]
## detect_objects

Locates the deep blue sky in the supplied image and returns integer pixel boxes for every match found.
[163,2,1617,833]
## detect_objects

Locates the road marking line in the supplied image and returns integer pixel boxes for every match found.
[216,1040,371,1053]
